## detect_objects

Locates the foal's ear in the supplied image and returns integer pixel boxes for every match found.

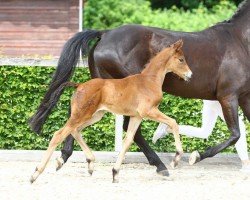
[172,39,183,51]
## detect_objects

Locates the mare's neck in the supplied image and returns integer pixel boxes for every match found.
[228,1,250,42]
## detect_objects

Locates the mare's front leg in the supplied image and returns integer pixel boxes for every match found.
[113,117,142,183]
[123,116,169,176]
[189,95,241,165]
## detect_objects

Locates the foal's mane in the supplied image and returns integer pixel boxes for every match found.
[142,47,172,72]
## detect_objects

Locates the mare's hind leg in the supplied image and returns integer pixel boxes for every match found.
[30,124,73,183]
[113,117,142,183]
[56,134,74,171]
[143,108,183,168]
[57,107,74,171]
[239,93,250,122]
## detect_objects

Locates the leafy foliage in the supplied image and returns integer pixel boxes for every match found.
[0,67,249,152]
[149,0,243,10]
[0,67,115,151]
[1,0,249,153]
[84,0,237,31]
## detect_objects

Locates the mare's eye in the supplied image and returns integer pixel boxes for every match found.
[179,58,184,63]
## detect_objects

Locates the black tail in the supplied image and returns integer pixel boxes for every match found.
[29,30,103,134]
[45,81,79,110]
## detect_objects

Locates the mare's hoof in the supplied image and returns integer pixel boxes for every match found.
[189,151,201,165]
[157,169,169,177]
[112,179,119,183]
[56,157,64,171]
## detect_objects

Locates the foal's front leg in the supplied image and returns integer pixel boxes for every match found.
[146,108,183,168]
[112,117,142,183]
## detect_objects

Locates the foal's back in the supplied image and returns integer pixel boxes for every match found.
[72,74,162,117]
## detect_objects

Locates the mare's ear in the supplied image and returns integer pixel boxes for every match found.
[172,39,183,51]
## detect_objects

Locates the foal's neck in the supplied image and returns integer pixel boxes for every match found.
[141,48,172,86]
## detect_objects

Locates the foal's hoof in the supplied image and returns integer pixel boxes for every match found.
[30,176,35,184]
[170,161,177,169]
[56,157,64,171]
[88,169,93,176]
[30,167,39,184]
[112,168,119,183]
[157,169,169,177]
[189,151,201,165]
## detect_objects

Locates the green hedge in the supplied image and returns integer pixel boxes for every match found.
[149,0,243,10]
[0,66,249,152]
[1,0,249,153]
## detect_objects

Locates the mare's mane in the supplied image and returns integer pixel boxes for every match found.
[217,0,249,25]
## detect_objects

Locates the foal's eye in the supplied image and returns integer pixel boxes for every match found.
[179,58,184,63]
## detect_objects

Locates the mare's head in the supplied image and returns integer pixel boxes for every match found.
[166,40,192,81]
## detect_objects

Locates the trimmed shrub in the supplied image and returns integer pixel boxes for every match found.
[0,66,249,152]
[84,0,236,31]
[1,0,249,153]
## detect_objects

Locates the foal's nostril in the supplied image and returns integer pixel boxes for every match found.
[186,71,192,79]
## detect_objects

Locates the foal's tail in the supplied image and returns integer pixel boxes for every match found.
[29,30,105,134]
[45,82,79,108]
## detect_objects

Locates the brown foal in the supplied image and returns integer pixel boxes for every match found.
[30,40,192,183]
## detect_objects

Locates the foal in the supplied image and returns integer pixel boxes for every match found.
[30,40,192,183]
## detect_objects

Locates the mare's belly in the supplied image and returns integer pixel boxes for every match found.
[163,73,217,100]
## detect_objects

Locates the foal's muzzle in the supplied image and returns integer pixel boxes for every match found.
[184,71,192,81]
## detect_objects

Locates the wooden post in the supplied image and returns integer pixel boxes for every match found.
[79,0,83,31]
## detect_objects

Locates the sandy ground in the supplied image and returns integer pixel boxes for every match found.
[1,159,250,200]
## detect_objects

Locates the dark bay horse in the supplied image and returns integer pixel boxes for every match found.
[29,0,250,176]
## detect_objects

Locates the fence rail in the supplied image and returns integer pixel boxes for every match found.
[0,57,88,67]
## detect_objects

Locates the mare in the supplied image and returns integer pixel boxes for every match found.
[29,0,250,175]
[30,41,192,183]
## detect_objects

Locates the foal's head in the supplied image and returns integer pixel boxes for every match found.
[166,40,192,81]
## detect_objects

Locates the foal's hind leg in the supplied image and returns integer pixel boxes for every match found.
[56,111,105,172]
[71,111,105,175]
[112,117,142,183]
[144,108,183,168]
[30,125,73,183]
[123,116,168,176]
